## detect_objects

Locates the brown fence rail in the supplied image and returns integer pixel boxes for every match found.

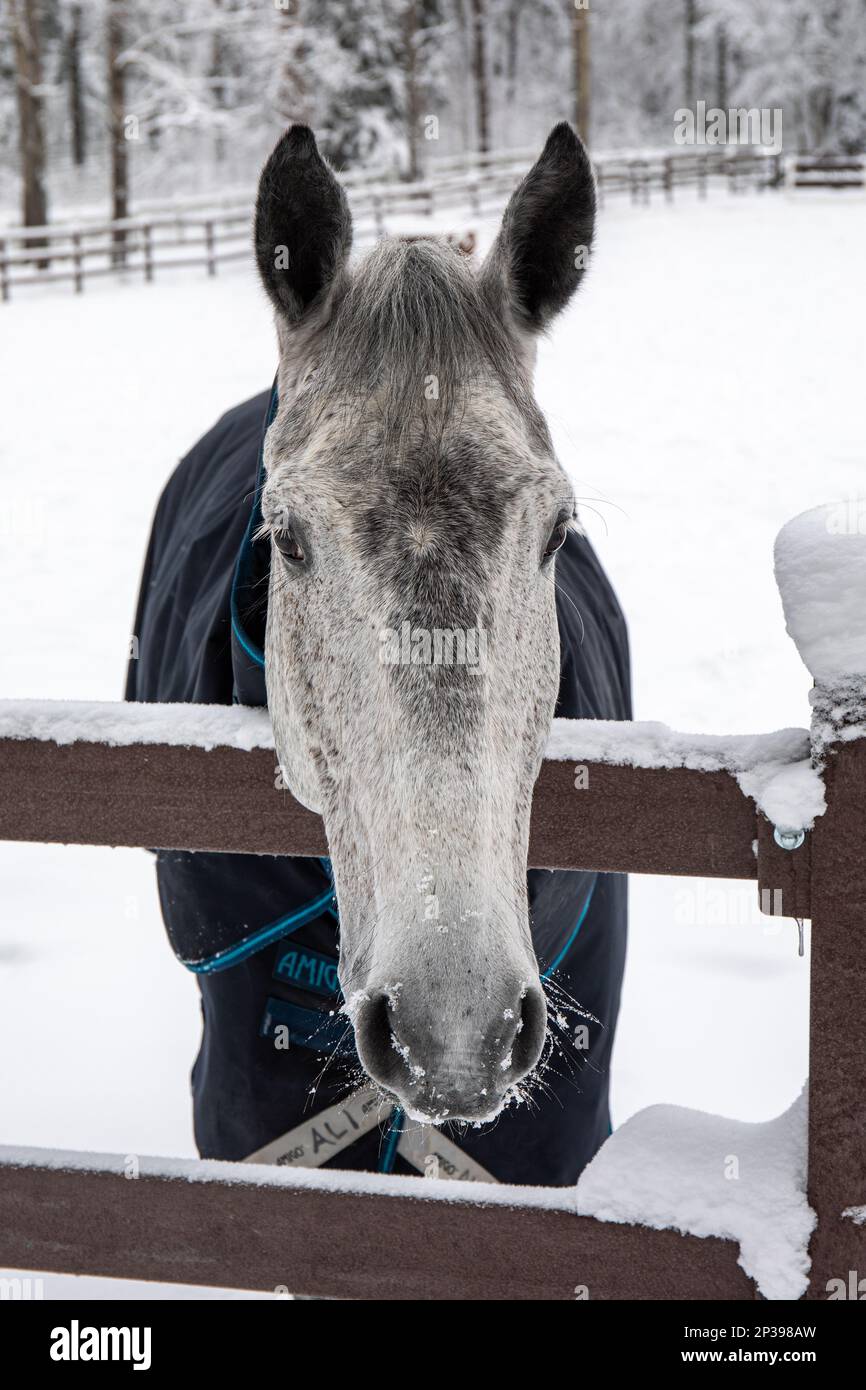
[0,1151,753,1301]
[0,736,778,880]
[0,149,785,303]
[0,698,863,1299]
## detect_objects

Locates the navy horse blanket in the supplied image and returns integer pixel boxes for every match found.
[127,386,631,1185]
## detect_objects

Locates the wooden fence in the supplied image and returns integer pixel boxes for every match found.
[786,153,866,190]
[0,148,784,302]
[0,688,863,1298]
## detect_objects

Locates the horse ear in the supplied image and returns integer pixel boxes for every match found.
[480,122,595,335]
[254,124,352,326]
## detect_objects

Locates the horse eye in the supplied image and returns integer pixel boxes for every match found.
[274,529,305,565]
[543,521,568,560]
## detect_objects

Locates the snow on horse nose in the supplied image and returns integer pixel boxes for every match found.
[352,980,548,1122]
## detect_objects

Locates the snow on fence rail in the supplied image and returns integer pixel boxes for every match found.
[0,148,783,303]
[0,504,863,1299]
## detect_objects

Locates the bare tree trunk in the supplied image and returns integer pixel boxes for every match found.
[67,2,87,167]
[810,87,834,153]
[469,0,489,155]
[505,0,520,113]
[211,0,227,164]
[716,23,728,111]
[454,0,473,156]
[571,2,591,145]
[404,0,421,180]
[107,0,129,264]
[275,0,310,127]
[9,0,49,260]
[684,0,697,109]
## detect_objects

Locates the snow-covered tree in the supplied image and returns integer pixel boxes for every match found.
[7,0,49,230]
[1,0,864,222]
[699,0,866,152]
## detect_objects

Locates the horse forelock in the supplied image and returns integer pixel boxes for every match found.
[273,236,549,466]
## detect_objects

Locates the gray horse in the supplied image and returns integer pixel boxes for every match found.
[129,122,629,1180]
[257,123,595,1124]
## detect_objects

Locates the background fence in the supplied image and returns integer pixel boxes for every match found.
[0,147,807,303]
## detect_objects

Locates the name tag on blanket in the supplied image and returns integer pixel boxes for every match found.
[244,1084,498,1184]
[245,1088,384,1167]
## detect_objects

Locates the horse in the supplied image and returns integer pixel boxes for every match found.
[128,122,631,1185]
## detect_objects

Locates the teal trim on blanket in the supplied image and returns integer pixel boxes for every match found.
[185,886,336,975]
[229,381,279,672]
[541,881,596,980]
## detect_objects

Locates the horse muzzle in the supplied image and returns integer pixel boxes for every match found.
[351,977,548,1123]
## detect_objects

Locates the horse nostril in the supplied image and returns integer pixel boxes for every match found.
[508,985,547,1080]
[354,993,405,1092]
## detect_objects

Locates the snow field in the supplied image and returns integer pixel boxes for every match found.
[1,188,864,1295]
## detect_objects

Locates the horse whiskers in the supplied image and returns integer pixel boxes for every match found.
[305,1021,359,1109]
[530,1016,591,1092]
[543,973,602,1026]
[545,1001,599,1047]
[541,1013,598,1074]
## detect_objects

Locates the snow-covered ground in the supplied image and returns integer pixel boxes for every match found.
[0,187,863,1296]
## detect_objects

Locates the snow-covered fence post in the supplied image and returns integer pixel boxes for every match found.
[663,155,673,203]
[697,155,707,199]
[373,191,384,237]
[775,504,866,1299]
[628,159,639,205]
[205,221,216,277]
[72,233,83,294]
[143,223,153,283]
